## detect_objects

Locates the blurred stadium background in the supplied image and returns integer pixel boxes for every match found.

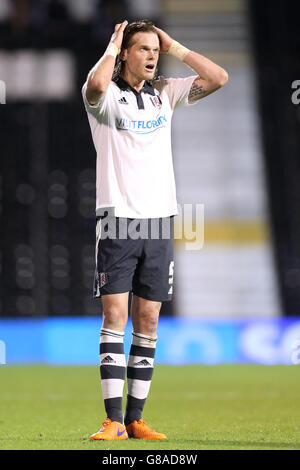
[0,0,300,366]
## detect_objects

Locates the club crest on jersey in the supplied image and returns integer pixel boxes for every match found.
[150,95,162,109]
[99,272,108,287]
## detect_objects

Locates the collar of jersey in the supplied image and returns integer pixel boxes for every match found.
[116,77,156,96]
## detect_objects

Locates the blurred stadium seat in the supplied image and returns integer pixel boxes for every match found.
[1,0,300,365]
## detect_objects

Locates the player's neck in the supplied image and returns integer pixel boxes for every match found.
[121,71,145,93]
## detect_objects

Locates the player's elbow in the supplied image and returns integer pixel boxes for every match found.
[87,76,107,95]
[206,68,228,92]
[86,76,107,105]
[216,68,228,87]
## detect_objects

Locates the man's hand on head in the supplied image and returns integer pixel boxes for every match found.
[110,20,128,52]
[154,26,173,53]
[86,20,128,105]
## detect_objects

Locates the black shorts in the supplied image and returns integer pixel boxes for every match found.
[94,211,174,302]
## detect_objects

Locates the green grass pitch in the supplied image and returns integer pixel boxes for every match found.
[0,364,299,450]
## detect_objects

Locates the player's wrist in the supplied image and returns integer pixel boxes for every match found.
[168,40,190,61]
[105,42,119,58]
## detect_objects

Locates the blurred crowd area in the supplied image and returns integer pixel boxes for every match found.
[1,0,299,319]
[0,0,161,50]
[0,0,163,96]
[0,0,280,318]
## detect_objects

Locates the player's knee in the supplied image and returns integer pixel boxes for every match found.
[102,305,127,330]
[138,306,160,332]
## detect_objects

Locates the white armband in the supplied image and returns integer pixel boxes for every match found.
[168,40,190,61]
[105,43,119,58]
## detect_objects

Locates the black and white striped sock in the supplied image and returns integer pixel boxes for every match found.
[100,327,126,424]
[124,331,157,426]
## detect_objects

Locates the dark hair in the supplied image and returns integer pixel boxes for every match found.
[112,19,160,82]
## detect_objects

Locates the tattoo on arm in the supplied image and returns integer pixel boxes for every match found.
[188,78,206,101]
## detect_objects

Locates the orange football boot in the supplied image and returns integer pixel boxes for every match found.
[89,418,128,440]
[126,419,167,440]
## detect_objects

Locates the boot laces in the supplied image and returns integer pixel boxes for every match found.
[101,418,112,429]
[137,419,148,427]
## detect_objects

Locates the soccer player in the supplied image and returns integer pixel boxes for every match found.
[82,19,228,440]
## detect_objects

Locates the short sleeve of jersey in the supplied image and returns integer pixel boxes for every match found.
[81,81,110,117]
[157,75,198,110]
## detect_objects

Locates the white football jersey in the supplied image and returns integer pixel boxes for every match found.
[82,75,197,218]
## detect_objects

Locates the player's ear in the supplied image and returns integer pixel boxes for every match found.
[119,49,127,61]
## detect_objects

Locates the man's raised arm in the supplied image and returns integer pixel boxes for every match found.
[155,26,228,103]
[86,20,128,106]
